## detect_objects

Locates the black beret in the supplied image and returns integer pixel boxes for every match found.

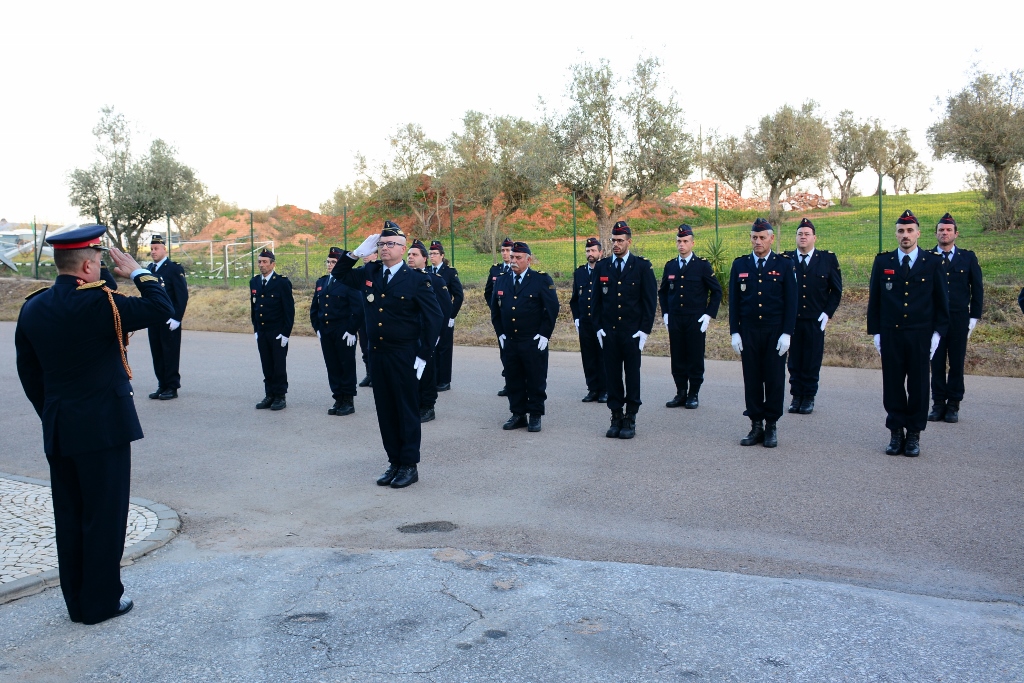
[676,224,694,238]
[937,212,957,229]
[798,218,815,233]
[896,210,918,226]
[501,237,514,248]
[47,224,108,251]
[410,240,428,257]
[429,240,444,253]
[751,218,773,233]
[328,247,343,259]
[259,249,275,260]
[381,220,405,238]
[585,237,601,249]
[512,241,531,255]
[611,221,631,237]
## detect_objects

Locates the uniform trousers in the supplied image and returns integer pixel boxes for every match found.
[419,352,439,409]
[319,328,357,399]
[739,323,786,422]
[437,325,454,384]
[47,443,131,624]
[788,318,825,398]
[603,331,643,414]
[881,328,931,432]
[371,344,421,465]
[503,338,549,416]
[257,331,289,396]
[931,312,969,403]
[358,323,372,381]
[578,318,605,394]
[668,314,706,396]
[148,324,182,390]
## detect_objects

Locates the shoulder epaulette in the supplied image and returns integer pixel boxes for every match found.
[878,251,887,256]
[24,286,49,300]
[77,280,106,290]
[695,255,707,261]
[777,252,792,259]
[137,274,159,283]
[536,270,547,275]
[823,250,834,254]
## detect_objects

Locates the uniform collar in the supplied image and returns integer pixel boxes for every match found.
[152,256,168,269]
[897,246,920,268]
[936,244,956,258]
[796,248,815,261]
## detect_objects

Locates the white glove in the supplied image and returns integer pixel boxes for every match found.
[498,334,506,349]
[596,329,606,349]
[254,332,258,341]
[873,334,881,356]
[448,318,455,328]
[574,318,580,333]
[343,332,356,346]
[414,356,427,380]
[352,233,381,259]
[632,330,648,351]
[776,333,791,356]
[968,318,978,338]
[663,313,669,328]
[276,334,289,348]
[818,312,829,331]
[731,332,743,354]
[316,330,321,339]
[698,314,711,333]
[167,319,181,331]
[534,334,548,351]
[929,331,940,359]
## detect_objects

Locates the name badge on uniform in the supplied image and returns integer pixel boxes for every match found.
[367,293,374,302]
[884,269,895,275]
[740,284,746,291]
[885,283,892,290]
[497,290,504,296]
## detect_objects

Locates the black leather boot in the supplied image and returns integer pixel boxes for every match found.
[606,410,623,438]
[928,400,946,422]
[885,428,905,455]
[944,401,959,423]
[618,412,636,439]
[763,421,778,448]
[788,396,802,413]
[335,396,355,416]
[255,395,274,409]
[904,431,921,457]
[741,420,765,446]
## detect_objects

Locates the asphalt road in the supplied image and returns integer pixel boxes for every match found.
[3,323,1023,604]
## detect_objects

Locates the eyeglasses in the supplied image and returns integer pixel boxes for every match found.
[379,241,404,249]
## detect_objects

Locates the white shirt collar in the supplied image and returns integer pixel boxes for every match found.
[679,253,691,267]
[752,251,770,262]
[898,246,920,268]
[263,270,275,282]
[797,248,815,261]
[937,245,956,258]
[614,251,630,266]
[384,262,403,278]
[153,256,168,269]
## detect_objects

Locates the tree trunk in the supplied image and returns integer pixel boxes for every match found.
[992,165,1010,230]
[768,184,784,224]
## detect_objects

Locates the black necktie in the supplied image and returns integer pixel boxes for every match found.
[615,257,623,273]
[383,269,391,286]
[943,251,950,264]
[327,275,333,287]
[902,254,910,278]
[799,254,807,273]
[757,258,765,272]
[515,274,522,293]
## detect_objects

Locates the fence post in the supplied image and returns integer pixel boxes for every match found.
[32,217,37,279]
[249,212,255,279]
[714,183,720,240]
[166,213,172,257]
[449,199,455,266]
[209,241,213,269]
[224,243,230,284]
[304,239,309,281]
[877,175,883,253]
[572,191,577,271]
[343,205,348,251]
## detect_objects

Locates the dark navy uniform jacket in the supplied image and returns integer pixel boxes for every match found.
[309,273,362,336]
[148,259,189,321]
[729,252,797,334]
[485,262,512,306]
[783,250,843,320]
[332,254,443,357]
[569,264,600,325]
[867,249,950,336]
[491,269,559,341]
[930,245,983,318]
[658,255,723,322]
[432,263,464,317]
[592,253,658,335]
[427,271,453,333]
[15,272,174,456]
[250,272,295,337]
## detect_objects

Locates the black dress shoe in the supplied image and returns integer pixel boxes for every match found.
[503,414,528,430]
[741,420,765,446]
[582,390,599,403]
[390,465,419,488]
[82,597,133,625]
[377,464,399,486]
[328,401,340,415]
[359,375,372,387]
[798,397,814,415]
[944,401,959,423]
[270,396,287,411]
[618,412,636,439]
[255,395,274,409]
[596,392,608,403]
[684,394,699,409]
[788,396,802,413]
[903,431,921,457]
[420,407,436,423]
[927,401,946,422]
[497,386,509,396]
[665,395,685,408]
[436,383,451,392]
[148,389,163,400]
[763,421,778,448]
[335,398,354,416]
[885,428,905,455]
[528,414,542,432]
[158,389,178,400]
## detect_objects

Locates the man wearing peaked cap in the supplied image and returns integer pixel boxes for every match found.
[729,218,797,448]
[783,218,842,415]
[428,240,464,392]
[145,234,189,401]
[409,240,453,422]
[592,221,658,439]
[660,224,722,409]
[570,236,607,403]
[16,224,173,624]
[250,248,295,411]
[867,209,950,457]
[310,246,363,416]
[486,237,515,396]
[491,241,560,432]
[928,212,983,424]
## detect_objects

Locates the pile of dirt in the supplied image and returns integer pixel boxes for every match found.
[664,180,769,211]
[190,206,344,247]
[780,192,833,212]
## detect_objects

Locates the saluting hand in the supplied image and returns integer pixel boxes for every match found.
[108,246,143,278]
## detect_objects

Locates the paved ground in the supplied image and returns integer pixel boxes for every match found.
[2,322,1023,680]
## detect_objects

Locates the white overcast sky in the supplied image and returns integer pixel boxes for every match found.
[2,0,1020,225]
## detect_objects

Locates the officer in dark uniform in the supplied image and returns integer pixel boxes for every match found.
[486,237,514,396]
[409,240,452,423]
[250,249,295,411]
[491,241,560,432]
[783,218,843,415]
[570,237,607,403]
[145,235,189,400]
[428,240,464,392]
[15,225,173,625]
[867,210,950,457]
[357,251,378,388]
[593,221,658,440]
[729,218,797,449]
[928,213,983,424]
[310,246,363,416]
[332,222,443,488]
[659,224,723,409]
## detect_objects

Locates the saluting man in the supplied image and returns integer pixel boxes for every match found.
[928,213,983,424]
[428,240,464,392]
[332,222,443,488]
[783,218,843,415]
[486,237,515,396]
[250,249,295,411]
[867,210,950,457]
[570,237,607,403]
[409,240,452,423]
[592,221,658,440]
[491,241,560,432]
[310,246,363,416]
[729,218,797,449]
[16,224,173,625]
[145,234,189,400]
[659,224,723,409]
